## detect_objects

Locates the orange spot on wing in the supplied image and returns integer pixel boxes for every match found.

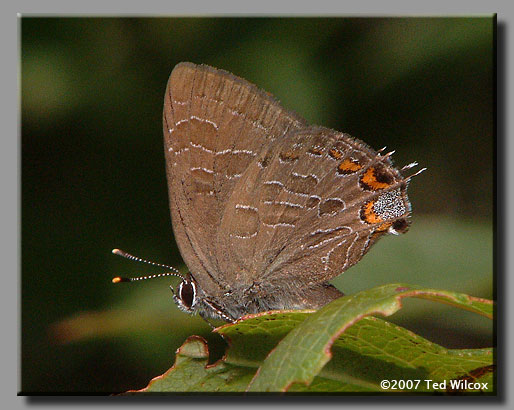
[279,151,299,162]
[329,148,344,159]
[376,222,392,232]
[361,201,383,224]
[361,167,392,190]
[337,158,362,174]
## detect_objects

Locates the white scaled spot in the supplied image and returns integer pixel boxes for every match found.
[374,189,406,220]
[235,204,258,212]
[190,167,214,174]
[191,115,219,130]
[388,226,400,235]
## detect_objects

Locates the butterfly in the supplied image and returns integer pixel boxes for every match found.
[113,62,424,324]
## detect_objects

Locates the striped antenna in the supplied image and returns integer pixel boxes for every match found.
[111,248,185,284]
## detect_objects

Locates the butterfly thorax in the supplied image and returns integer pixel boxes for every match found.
[183,275,345,322]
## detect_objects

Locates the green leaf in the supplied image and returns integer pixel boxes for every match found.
[135,336,255,393]
[246,283,493,392]
[126,284,494,393]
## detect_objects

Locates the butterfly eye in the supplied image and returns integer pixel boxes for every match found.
[177,280,196,309]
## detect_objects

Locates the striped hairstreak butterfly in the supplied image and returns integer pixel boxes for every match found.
[113,62,424,324]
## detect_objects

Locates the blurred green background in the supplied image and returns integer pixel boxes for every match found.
[21,17,494,393]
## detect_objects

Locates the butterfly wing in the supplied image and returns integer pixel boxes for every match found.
[163,62,307,296]
[217,125,411,298]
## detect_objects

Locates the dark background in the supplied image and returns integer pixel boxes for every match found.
[21,17,494,393]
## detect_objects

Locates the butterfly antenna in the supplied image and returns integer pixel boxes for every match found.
[111,248,185,284]
[112,272,184,284]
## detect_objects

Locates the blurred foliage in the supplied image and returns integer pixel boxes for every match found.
[21,17,494,393]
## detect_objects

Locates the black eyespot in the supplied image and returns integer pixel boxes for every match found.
[392,218,409,234]
[374,165,395,184]
[178,280,195,308]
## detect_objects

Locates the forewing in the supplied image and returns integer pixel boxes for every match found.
[163,62,307,292]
